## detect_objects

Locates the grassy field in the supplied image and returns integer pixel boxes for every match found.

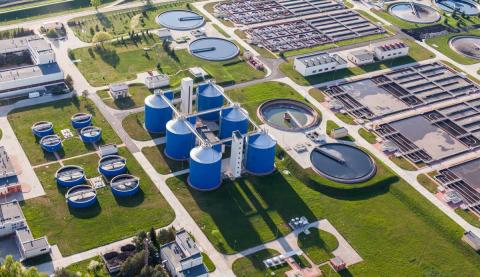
[335,112,356,125]
[68,1,193,42]
[389,156,417,171]
[98,83,151,110]
[455,209,480,228]
[65,256,108,276]
[417,173,439,193]
[426,29,480,65]
[232,249,290,277]
[167,150,480,275]
[72,35,264,87]
[358,128,377,144]
[308,88,325,103]
[142,144,189,175]
[8,97,121,166]
[202,253,216,273]
[21,148,175,256]
[298,228,338,264]
[280,39,435,86]
[122,111,163,141]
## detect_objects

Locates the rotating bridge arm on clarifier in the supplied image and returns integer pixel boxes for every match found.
[179,16,204,21]
[409,1,419,17]
[190,47,216,53]
[314,147,346,164]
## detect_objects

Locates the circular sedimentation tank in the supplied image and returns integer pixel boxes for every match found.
[245,131,277,175]
[258,99,320,132]
[219,104,249,141]
[40,134,62,153]
[389,2,441,24]
[98,155,127,177]
[80,126,102,143]
[449,35,480,59]
[434,0,480,15]
[66,185,97,208]
[188,145,222,191]
[55,165,86,187]
[31,121,54,138]
[156,10,205,30]
[189,38,240,61]
[71,113,92,129]
[310,143,376,184]
[110,174,140,197]
[197,82,224,121]
[165,117,196,160]
[144,93,173,133]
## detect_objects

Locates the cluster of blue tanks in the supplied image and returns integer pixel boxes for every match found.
[143,82,277,191]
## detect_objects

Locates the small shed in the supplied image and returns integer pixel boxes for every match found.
[189,67,208,79]
[331,127,349,139]
[462,231,480,251]
[109,83,129,99]
[330,256,346,272]
[348,49,374,65]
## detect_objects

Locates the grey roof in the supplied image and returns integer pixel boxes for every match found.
[0,146,16,179]
[16,228,49,251]
[0,35,52,54]
[349,49,374,61]
[160,229,201,270]
[464,231,480,246]
[0,201,24,224]
[296,52,347,67]
[0,63,62,83]
[109,83,129,92]
[372,40,408,52]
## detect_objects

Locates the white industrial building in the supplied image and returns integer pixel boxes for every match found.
[348,49,375,65]
[144,72,170,89]
[0,201,50,260]
[371,40,409,61]
[160,229,208,277]
[0,35,65,99]
[293,52,347,77]
[108,83,129,99]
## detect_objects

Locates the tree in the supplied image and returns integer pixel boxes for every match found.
[53,268,76,277]
[91,0,102,10]
[133,231,148,251]
[65,74,74,90]
[46,29,57,38]
[0,256,44,276]
[92,31,112,47]
[158,227,175,245]
[149,227,158,247]
[120,250,146,277]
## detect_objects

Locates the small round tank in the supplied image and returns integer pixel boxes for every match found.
[40,135,62,153]
[66,185,97,208]
[188,145,222,191]
[219,105,248,141]
[98,155,127,177]
[245,131,276,175]
[80,126,102,143]
[110,174,140,197]
[197,83,224,121]
[71,113,92,129]
[55,165,86,187]
[31,121,54,138]
[165,117,196,160]
[144,93,172,133]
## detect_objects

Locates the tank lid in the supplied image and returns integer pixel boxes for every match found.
[249,132,276,149]
[222,105,248,122]
[190,145,221,164]
[166,117,193,135]
[198,82,223,98]
[145,94,170,109]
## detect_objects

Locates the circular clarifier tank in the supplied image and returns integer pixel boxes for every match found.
[31,121,54,138]
[110,174,140,197]
[258,99,320,132]
[98,155,127,177]
[80,126,102,143]
[66,185,97,209]
[189,37,240,61]
[71,113,92,129]
[55,165,86,187]
[310,143,376,184]
[40,134,62,153]
[450,35,480,60]
[434,0,480,15]
[389,2,441,24]
[156,10,205,30]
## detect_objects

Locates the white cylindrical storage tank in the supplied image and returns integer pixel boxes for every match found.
[165,117,196,160]
[245,131,277,175]
[144,91,173,133]
[188,145,222,191]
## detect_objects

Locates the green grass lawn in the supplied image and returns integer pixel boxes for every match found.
[72,35,264,87]
[8,97,121,166]
[335,112,356,125]
[65,256,108,276]
[166,151,480,275]
[201,253,216,273]
[358,128,377,144]
[389,156,417,171]
[68,1,193,42]
[308,88,326,103]
[232,249,290,277]
[455,209,480,228]
[326,120,354,142]
[122,111,162,141]
[298,228,338,264]
[141,144,189,175]
[212,24,230,38]
[426,29,480,65]
[22,148,175,256]
[417,173,439,193]
[98,84,152,110]
[280,39,435,86]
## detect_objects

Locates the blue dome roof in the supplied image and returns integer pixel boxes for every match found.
[145,94,170,109]
[249,132,276,149]
[222,105,248,122]
[199,83,223,98]
[190,145,221,164]
[166,118,193,135]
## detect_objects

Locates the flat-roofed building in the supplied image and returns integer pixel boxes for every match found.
[371,40,409,61]
[348,49,374,65]
[109,83,129,99]
[160,229,208,277]
[145,72,170,89]
[294,52,347,77]
[0,201,50,260]
[462,231,480,251]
